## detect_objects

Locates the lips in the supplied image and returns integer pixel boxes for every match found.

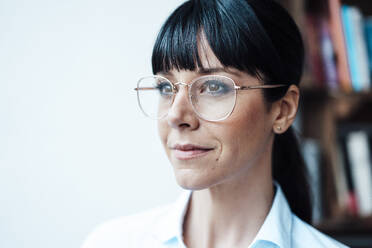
[171,144,214,160]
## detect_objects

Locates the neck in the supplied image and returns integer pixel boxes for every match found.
[183,159,275,248]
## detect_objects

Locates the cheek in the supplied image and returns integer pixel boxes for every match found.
[218,96,271,166]
[155,94,273,190]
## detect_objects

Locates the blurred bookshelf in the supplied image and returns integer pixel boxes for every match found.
[279,0,372,247]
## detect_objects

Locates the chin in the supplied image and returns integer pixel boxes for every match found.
[173,168,221,191]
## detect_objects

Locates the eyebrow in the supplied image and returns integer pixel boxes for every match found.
[158,67,242,77]
[198,67,226,74]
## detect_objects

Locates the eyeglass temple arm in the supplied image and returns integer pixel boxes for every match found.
[134,87,157,91]
[235,84,288,90]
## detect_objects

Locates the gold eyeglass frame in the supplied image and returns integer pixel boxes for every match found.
[134,74,287,122]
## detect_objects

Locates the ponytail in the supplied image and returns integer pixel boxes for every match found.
[272,126,313,223]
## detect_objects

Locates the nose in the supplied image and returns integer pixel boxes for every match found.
[166,84,200,130]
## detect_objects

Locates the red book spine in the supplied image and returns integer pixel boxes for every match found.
[328,0,352,92]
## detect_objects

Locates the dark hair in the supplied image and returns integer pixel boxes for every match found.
[151,0,312,223]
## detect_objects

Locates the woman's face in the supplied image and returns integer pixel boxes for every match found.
[157,44,278,190]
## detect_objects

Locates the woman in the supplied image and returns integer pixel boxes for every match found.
[83,0,348,247]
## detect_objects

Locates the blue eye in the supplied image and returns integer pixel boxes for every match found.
[157,82,173,96]
[200,80,231,95]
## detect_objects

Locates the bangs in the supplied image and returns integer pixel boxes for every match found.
[151,0,282,81]
[151,1,202,74]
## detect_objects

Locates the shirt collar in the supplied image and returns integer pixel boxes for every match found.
[249,182,293,248]
[154,183,293,248]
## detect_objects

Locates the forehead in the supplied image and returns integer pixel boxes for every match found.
[160,36,242,76]
[156,32,260,84]
[196,33,223,69]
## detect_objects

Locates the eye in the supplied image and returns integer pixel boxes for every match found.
[157,82,173,95]
[200,80,230,95]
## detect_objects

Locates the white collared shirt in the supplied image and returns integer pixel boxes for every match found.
[82,185,349,248]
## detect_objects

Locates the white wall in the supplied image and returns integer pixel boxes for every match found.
[0,0,185,247]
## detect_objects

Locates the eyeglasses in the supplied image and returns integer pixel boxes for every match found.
[134,74,287,122]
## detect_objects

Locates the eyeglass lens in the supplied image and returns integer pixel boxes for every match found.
[136,75,237,121]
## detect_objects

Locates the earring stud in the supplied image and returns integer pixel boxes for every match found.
[277,126,282,131]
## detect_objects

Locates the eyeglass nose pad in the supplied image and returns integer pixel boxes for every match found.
[170,82,193,111]
[173,82,188,93]
[174,82,188,87]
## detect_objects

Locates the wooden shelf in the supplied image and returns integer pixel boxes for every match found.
[300,86,372,100]
[300,88,372,122]
[316,216,372,235]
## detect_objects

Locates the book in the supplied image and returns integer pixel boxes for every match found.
[350,7,371,91]
[332,140,350,215]
[346,131,372,216]
[365,17,372,81]
[339,135,358,216]
[342,5,359,91]
[302,139,322,223]
[320,20,338,90]
[328,0,352,92]
[304,14,326,87]
[341,5,371,91]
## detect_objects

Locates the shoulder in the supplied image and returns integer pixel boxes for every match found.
[291,215,349,248]
[81,204,173,248]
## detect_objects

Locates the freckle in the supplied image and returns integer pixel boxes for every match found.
[215,158,219,161]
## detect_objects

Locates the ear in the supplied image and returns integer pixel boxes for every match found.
[271,85,300,134]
